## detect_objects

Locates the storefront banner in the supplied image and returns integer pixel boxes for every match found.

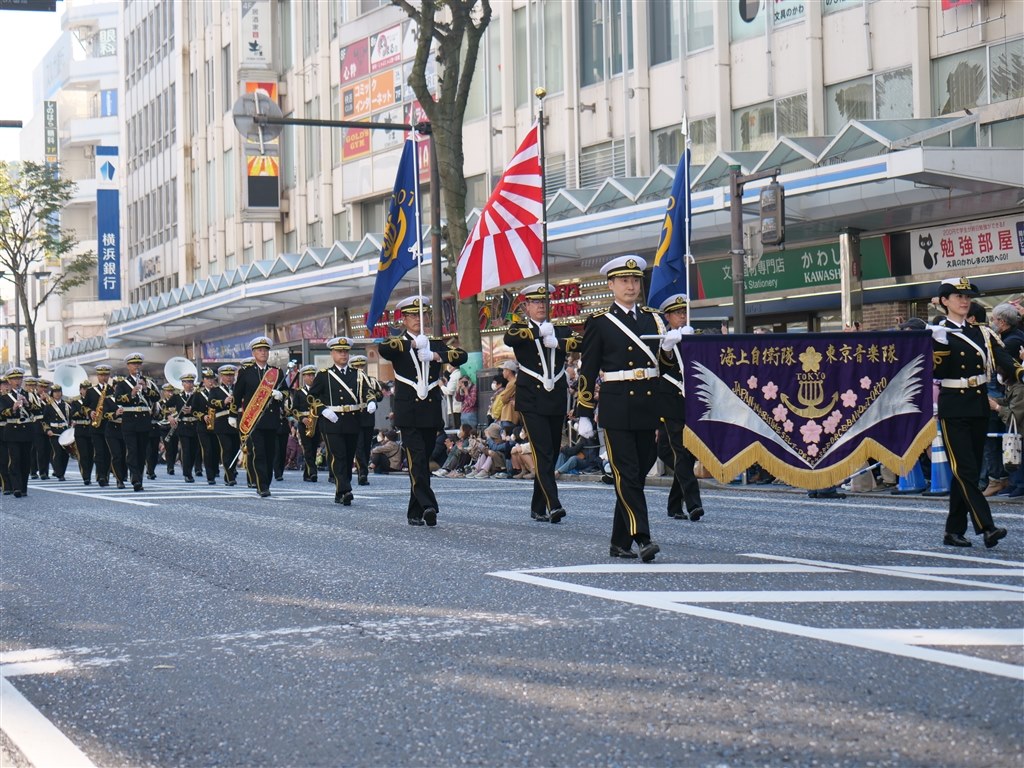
[340,38,369,84]
[239,0,272,69]
[682,331,935,489]
[369,25,401,72]
[43,100,57,165]
[909,215,1024,274]
[694,237,890,300]
[96,146,120,301]
[202,332,262,362]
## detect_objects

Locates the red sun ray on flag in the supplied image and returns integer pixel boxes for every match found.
[456,123,544,299]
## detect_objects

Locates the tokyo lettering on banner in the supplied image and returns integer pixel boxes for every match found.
[682,332,935,489]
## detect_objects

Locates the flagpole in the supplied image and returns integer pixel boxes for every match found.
[535,87,550,318]
[682,116,692,308]
[410,132,425,332]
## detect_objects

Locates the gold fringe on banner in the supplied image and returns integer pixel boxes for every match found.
[684,420,936,490]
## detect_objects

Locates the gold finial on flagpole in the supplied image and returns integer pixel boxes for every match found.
[534,87,547,100]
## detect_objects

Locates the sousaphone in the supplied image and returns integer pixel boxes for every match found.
[52,363,90,399]
[164,357,199,389]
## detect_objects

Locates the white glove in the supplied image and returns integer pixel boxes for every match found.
[542,335,558,349]
[417,348,433,362]
[930,325,949,344]
[660,327,684,351]
[538,321,555,338]
[227,417,237,428]
[413,334,430,350]
[272,389,283,401]
[577,417,595,439]
[366,401,377,414]
[680,325,694,335]
[321,408,339,423]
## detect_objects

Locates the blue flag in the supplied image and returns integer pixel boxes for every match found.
[367,139,419,330]
[648,148,691,310]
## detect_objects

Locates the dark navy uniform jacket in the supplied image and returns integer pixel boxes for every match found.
[378,334,468,429]
[934,320,1023,419]
[503,320,579,417]
[234,363,288,431]
[307,365,371,435]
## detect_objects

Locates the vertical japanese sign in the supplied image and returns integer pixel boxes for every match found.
[96,146,120,301]
[239,0,272,69]
[43,100,58,166]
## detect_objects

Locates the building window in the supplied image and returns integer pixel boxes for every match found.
[359,196,388,237]
[826,68,912,134]
[466,23,501,120]
[206,158,216,230]
[302,0,319,58]
[243,246,254,264]
[579,0,632,88]
[579,139,628,186]
[543,1,564,94]
[930,39,1023,116]
[224,148,235,214]
[304,97,320,182]
[205,57,215,122]
[733,94,806,151]
[333,209,350,241]
[464,173,488,213]
[650,0,680,64]
[331,86,341,166]
[651,125,684,168]
[514,8,529,107]
[222,44,233,114]
[281,125,296,190]
[279,0,293,71]
[305,220,322,249]
[989,38,1024,104]
[358,0,388,14]
[730,0,764,42]
[651,117,716,167]
[985,116,1024,148]
[686,0,714,55]
[328,0,340,40]
[263,238,276,261]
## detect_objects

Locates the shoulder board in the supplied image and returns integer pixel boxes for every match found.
[591,310,610,318]
[113,376,125,382]
[242,362,255,367]
[319,367,330,373]
[639,306,658,314]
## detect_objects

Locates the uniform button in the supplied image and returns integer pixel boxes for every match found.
[629,390,635,396]
[960,352,965,356]
[646,390,651,395]
[628,362,634,367]
[627,346,633,351]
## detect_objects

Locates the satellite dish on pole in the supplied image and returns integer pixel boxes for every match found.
[232,90,284,146]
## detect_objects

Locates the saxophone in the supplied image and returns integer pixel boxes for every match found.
[305,395,320,438]
[205,406,216,430]
[90,384,107,428]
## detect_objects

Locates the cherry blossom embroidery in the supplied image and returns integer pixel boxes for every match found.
[841,389,858,408]
[800,419,823,444]
[761,381,779,400]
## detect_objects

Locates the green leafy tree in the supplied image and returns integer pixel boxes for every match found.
[392,0,492,356]
[0,161,96,375]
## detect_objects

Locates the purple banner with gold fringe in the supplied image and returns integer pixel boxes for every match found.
[682,331,935,489]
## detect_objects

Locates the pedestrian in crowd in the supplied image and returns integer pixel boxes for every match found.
[503,282,578,522]
[989,349,1024,499]
[42,383,74,481]
[234,336,289,497]
[378,294,468,526]
[455,374,478,430]
[487,374,506,426]
[931,277,1022,549]
[496,360,521,432]
[370,429,402,474]
[655,292,705,521]
[508,427,536,479]
[981,303,1024,496]
[575,255,664,562]
[308,336,379,505]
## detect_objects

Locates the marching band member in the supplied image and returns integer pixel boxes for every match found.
[290,364,321,482]
[83,365,115,487]
[103,374,128,489]
[932,277,1023,549]
[208,365,240,487]
[308,336,376,505]
[151,384,175,479]
[72,380,95,485]
[115,352,160,491]
[0,368,42,497]
[193,368,220,483]
[378,295,468,526]
[656,293,705,522]
[234,336,289,498]
[503,282,579,523]
[574,256,664,562]
[25,376,48,480]
[42,383,74,481]
[0,373,11,494]
[350,354,384,486]
[167,371,200,483]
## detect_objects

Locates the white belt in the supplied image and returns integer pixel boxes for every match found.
[940,374,989,389]
[180,417,198,422]
[215,409,231,417]
[663,374,684,394]
[518,364,566,392]
[326,404,365,413]
[122,406,150,413]
[603,367,659,382]
[394,373,439,400]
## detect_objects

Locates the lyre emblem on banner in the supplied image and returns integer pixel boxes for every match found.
[781,347,837,419]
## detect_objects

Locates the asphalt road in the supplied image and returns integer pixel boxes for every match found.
[1,469,1021,767]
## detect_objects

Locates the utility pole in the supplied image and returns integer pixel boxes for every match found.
[728,165,780,334]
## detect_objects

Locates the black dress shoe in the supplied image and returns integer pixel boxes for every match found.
[638,541,661,563]
[57,476,66,482]
[358,477,369,486]
[167,469,175,475]
[983,527,1007,549]
[275,476,284,482]
[688,506,705,522]
[116,481,126,489]
[184,476,195,483]
[39,475,49,480]
[548,508,566,524]
[30,474,39,480]
[83,480,91,486]
[531,510,551,522]
[3,490,13,495]
[423,508,438,527]
[146,474,157,480]
[408,517,425,526]
[133,484,144,492]
[13,491,23,498]
[258,490,271,498]
[943,533,972,547]
[196,471,203,477]
[609,544,638,559]
[225,480,237,487]
[342,492,354,506]
[208,480,217,486]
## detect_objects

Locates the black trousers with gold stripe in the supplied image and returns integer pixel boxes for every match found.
[941,416,995,536]
[604,428,658,549]
[521,411,564,515]
[400,426,439,521]
[323,431,357,500]
[243,428,277,494]
[657,417,702,517]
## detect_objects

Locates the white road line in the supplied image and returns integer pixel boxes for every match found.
[882,567,1024,576]
[839,628,1024,646]
[0,676,97,768]
[613,589,1020,603]
[745,553,1024,593]
[489,570,1024,680]
[0,660,74,677]
[30,486,156,507]
[891,549,1024,566]
[524,563,831,575]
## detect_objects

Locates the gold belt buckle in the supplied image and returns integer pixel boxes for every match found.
[633,369,646,380]
[967,376,978,387]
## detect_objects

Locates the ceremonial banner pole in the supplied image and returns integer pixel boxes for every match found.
[682,116,693,307]
[535,87,550,317]
[411,129,426,331]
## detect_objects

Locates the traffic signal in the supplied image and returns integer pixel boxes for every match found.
[760,181,785,247]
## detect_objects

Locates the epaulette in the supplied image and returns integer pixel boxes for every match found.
[319,367,330,373]
[242,362,255,367]
[640,305,658,313]
[591,310,609,318]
